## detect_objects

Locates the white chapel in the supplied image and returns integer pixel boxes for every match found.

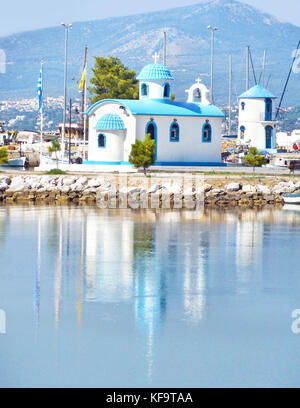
[86,54,225,166]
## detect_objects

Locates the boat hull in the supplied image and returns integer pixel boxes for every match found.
[283,194,300,204]
[1,157,27,167]
[39,154,69,165]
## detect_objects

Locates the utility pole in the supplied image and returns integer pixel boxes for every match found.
[228,54,232,136]
[208,26,218,104]
[61,22,72,162]
[69,99,72,164]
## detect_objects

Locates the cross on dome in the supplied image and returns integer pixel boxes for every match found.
[196,77,202,84]
[152,52,160,64]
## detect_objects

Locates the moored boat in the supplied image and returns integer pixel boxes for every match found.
[0,157,28,168]
[282,193,300,204]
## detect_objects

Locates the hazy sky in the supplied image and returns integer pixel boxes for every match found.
[1,0,299,37]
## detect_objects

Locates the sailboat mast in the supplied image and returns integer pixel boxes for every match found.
[228,54,232,136]
[275,40,300,120]
[246,46,249,91]
[262,50,266,87]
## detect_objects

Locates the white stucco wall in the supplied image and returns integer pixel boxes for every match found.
[88,101,136,162]
[238,97,277,149]
[88,101,223,164]
[136,115,222,163]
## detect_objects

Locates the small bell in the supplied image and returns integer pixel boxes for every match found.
[195,88,201,99]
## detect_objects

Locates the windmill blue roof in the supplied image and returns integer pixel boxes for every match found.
[95,114,126,130]
[239,85,277,99]
[87,99,224,118]
[137,64,174,81]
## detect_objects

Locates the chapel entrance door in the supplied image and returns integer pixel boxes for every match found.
[146,122,157,160]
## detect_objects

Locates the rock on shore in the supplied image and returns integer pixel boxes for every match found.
[0,175,290,208]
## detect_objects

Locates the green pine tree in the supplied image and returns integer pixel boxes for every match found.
[0,147,8,165]
[129,134,155,175]
[244,147,266,174]
[88,56,139,104]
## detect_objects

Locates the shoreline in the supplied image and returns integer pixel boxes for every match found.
[0,173,293,208]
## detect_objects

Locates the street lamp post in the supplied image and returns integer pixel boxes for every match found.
[207,25,218,104]
[69,98,72,164]
[61,22,72,162]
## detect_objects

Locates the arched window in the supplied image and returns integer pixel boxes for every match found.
[141,83,148,97]
[240,126,245,139]
[241,102,245,111]
[163,83,170,98]
[170,122,179,142]
[98,133,106,148]
[202,122,212,143]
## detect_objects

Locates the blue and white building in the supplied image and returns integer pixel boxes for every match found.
[238,85,277,150]
[87,55,225,166]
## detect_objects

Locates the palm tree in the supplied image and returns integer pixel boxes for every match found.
[48,140,61,169]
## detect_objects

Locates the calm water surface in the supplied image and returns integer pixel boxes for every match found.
[1,205,300,388]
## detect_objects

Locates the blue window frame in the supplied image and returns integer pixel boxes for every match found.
[202,123,212,143]
[265,126,273,149]
[241,102,245,111]
[170,122,179,142]
[141,83,149,97]
[163,83,170,98]
[98,133,106,148]
[240,126,245,139]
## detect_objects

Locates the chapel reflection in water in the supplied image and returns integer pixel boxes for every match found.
[2,204,299,380]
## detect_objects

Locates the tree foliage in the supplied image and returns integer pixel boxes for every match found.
[244,147,266,173]
[88,56,139,104]
[129,134,155,175]
[0,147,8,165]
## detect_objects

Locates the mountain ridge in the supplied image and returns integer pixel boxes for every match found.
[0,0,300,105]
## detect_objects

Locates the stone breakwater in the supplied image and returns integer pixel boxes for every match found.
[0,175,296,208]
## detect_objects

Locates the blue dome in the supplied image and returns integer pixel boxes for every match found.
[239,85,276,99]
[95,114,126,130]
[137,63,174,81]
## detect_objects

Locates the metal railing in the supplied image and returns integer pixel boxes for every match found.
[260,113,276,122]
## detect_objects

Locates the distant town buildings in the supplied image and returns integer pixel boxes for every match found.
[0,96,82,132]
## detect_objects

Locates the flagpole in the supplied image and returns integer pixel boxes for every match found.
[40,58,44,146]
[83,56,87,159]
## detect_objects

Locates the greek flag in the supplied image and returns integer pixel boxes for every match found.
[37,64,43,112]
